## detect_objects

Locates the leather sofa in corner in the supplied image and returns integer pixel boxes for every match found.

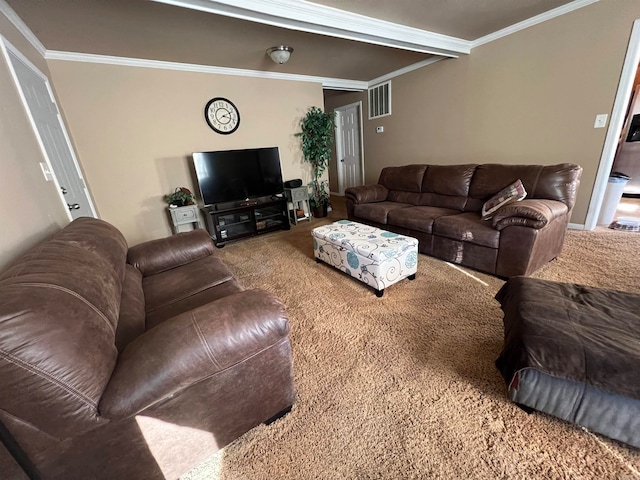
[0,217,295,479]
[345,163,582,277]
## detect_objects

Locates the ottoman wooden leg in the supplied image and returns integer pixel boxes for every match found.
[375,288,384,298]
[408,274,416,280]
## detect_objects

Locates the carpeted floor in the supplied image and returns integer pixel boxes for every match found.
[182,197,640,480]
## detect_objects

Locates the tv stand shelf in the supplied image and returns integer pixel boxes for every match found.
[201,197,289,247]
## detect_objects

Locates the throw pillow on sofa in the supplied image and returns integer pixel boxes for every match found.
[481,179,527,220]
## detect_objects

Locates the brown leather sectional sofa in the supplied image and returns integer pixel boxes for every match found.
[346,163,582,277]
[0,217,295,479]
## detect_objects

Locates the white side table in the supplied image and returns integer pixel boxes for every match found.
[284,186,311,225]
[168,205,202,234]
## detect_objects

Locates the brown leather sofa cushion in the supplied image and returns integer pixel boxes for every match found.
[127,229,216,276]
[0,226,124,438]
[419,164,476,210]
[145,279,244,330]
[353,201,413,224]
[345,184,389,204]
[387,190,421,205]
[116,265,146,352]
[467,163,582,212]
[51,217,129,282]
[142,255,235,315]
[387,206,459,234]
[100,289,289,419]
[433,212,501,248]
[468,164,545,205]
[378,164,428,192]
[492,199,568,231]
[533,164,583,210]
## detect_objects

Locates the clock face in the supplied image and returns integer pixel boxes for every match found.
[205,97,240,134]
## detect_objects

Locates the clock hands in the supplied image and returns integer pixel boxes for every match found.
[214,107,233,123]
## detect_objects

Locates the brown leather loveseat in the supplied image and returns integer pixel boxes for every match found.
[0,217,295,479]
[346,163,582,277]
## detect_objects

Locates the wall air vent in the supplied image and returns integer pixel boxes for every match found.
[368,81,391,119]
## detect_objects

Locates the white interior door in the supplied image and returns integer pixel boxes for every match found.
[335,102,364,194]
[3,41,96,219]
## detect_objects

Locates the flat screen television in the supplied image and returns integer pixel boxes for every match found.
[192,147,284,207]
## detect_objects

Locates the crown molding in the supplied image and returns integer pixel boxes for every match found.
[3,0,599,90]
[45,50,369,90]
[472,0,598,48]
[152,0,470,57]
[0,0,46,56]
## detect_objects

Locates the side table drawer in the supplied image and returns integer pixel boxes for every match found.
[169,205,199,226]
[175,208,196,221]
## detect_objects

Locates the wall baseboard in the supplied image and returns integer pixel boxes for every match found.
[568,222,586,230]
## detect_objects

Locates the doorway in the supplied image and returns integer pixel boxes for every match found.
[586,18,640,229]
[1,38,96,220]
[334,101,365,195]
[611,75,640,196]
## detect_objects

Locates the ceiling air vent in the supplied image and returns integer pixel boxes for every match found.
[368,80,391,119]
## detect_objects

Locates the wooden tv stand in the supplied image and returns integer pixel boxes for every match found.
[201,197,290,247]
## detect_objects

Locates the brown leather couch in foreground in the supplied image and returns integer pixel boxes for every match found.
[346,163,582,277]
[0,218,295,479]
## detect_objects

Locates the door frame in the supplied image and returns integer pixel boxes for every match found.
[0,37,97,220]
[584,18,640,230]
[334,101,365,195]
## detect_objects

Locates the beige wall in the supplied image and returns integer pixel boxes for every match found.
[0,15,70,271]
[4,0,640,271]
[47,61,324,245]
[326,2,640,225]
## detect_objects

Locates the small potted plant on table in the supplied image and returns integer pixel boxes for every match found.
[296,106,335,218]
[164,187,195,208]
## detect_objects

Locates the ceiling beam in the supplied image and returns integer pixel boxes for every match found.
[151,0,471,58]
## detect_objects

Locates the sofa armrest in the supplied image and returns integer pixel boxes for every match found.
[127,229,215,276]
[492,199,568,231]
[99,289,289,419]
[345,184,389,204]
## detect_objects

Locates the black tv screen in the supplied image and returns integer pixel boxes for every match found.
[192,147,284,206]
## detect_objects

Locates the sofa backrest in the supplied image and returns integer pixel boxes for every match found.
[0,217,127,438]
[419,164,478,210]
[376,163,582,213]
[466,163,582,212]
[378,164,427,205]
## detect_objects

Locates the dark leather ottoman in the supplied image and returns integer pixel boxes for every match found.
[495,276,640,448]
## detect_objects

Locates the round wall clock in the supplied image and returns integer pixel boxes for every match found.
[204,97,240,134]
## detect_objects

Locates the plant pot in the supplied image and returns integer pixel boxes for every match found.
[312,204,328,218]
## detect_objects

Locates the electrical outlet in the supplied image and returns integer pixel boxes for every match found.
[376,126,384,133]
[594,114,608,128]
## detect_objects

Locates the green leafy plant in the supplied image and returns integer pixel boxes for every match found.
[163,187,195,207]
[296,106,335,209]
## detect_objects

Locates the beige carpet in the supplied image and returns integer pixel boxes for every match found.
[183,200,640,480]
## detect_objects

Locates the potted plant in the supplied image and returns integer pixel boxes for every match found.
[163,187,195,207]
[296,106,335,218]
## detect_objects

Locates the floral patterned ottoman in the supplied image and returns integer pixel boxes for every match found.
[311,220,418,297]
